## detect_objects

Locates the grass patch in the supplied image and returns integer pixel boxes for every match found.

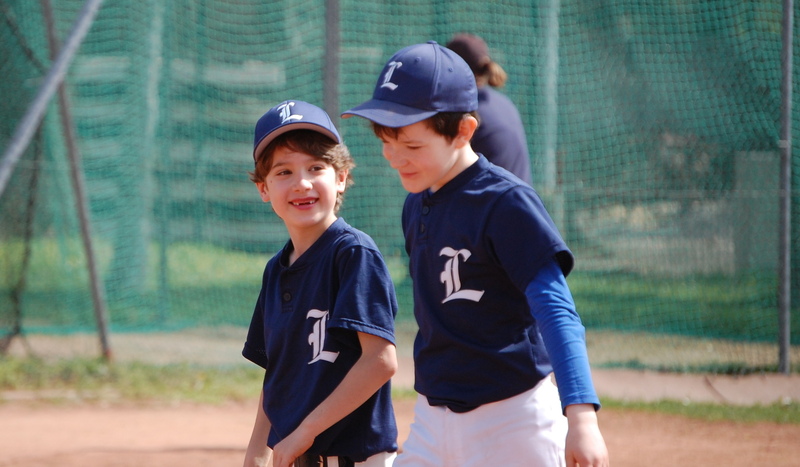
[0,357,264,404]
[601,397,800,425]
[569,270,800,344]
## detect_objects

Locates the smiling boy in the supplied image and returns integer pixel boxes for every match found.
[242,100,399,467]
[343,42,609,467]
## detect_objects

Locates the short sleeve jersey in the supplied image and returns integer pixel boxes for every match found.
[402,156,574,412]
[242,218,398,461]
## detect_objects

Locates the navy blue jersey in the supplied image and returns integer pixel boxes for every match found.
[402,156,579,413]
[472,87,532,185]
[242,218,398,461]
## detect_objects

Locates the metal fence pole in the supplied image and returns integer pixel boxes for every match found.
[778,0,793,374]
[542,0,560,193]
[324,0,339,120]
[41,0,112,361]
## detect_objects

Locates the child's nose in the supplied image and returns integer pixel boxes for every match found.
[293,173,313,190]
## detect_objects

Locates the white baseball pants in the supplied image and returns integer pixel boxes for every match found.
[394,375,567,467]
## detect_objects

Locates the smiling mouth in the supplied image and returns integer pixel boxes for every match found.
[291,199,317,206]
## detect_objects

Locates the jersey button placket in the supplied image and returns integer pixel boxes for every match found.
[281,290,292,313]
[420,204,430,235]
[280,269,294,312]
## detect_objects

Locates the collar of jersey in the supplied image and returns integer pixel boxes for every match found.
[279,217,347,269]
[425,155,489,201]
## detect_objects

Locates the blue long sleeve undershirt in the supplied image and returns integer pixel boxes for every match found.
[526,260,601,412]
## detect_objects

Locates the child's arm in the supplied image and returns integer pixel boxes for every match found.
[243,389,274,467]
[525,260,609,466]
[270,332,397,467]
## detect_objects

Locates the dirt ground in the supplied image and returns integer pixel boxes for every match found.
[2,355,800,467]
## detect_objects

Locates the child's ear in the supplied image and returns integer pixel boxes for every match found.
[455,115,478,148]
[255,181,270,203]
[335,169,348,193]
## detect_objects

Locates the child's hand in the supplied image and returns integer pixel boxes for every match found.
[271,425,314,467]
[271,332,396,467]
[565,403,610,467]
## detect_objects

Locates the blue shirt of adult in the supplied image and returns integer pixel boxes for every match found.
[472,86,533,185]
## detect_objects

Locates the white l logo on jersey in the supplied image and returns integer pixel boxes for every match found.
[307,309,339,364]
[380,61,402,90]
[278,101,303,123]
[439,247,485,303]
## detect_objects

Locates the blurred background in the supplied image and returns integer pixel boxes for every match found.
[1,0,798,373]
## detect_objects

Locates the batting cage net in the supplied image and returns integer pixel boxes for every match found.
[1,0,798,372]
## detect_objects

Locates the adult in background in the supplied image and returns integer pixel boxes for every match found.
[446,33,533,185]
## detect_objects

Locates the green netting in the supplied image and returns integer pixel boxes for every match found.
[1,0,798,371]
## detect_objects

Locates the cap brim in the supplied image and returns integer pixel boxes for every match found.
[341,99,438,128]
[253,122,339,161]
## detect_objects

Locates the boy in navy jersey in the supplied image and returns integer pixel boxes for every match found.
[343,43,609,466]
[242,100,399,467]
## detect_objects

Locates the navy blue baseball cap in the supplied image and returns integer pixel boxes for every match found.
[253,100,341,161]
[342,41,478,128]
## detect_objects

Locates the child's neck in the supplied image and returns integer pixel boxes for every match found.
[285,216,337,265]
[432,148,479,193]
[455,148,480,174]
